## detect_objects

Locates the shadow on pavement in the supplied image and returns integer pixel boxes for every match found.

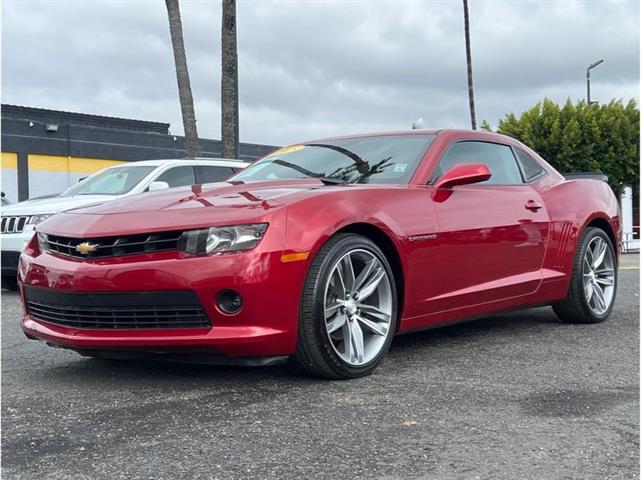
[22,306,564,386]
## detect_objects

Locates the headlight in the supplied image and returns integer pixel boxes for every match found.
[178,223,268,255]
[37,232,49,252]
[27,214,54,225]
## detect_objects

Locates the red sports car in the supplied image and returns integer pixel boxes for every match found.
[18,130,620,379]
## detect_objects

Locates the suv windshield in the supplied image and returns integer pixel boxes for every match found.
[231,135,435,185]
[62,165,156,196]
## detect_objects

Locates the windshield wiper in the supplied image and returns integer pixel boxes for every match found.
[74,193,113,195]
[267,159,351,185]
[306,143,368,172]
[318,177,350,186]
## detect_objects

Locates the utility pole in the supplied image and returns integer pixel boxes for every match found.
[463,0,476,130]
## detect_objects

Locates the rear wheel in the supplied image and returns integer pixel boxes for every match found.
[293,234,398,379]
[553,227,617,323]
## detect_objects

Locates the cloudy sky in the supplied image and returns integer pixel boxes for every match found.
[2,0,639,146]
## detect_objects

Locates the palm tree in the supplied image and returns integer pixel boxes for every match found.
[463,0,477,130]
[165,0,201,157]
[221,0,239,159]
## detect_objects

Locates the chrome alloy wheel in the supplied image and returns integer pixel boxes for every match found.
[583,236,616,315]
[323,249,393,366]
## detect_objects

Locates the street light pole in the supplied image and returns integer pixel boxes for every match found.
[587,59,604,105]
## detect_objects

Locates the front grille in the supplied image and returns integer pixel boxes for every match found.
[24,286,211,330]
[1,216,28,234]
[44,231,183,259]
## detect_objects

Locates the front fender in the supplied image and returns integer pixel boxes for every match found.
[282,189,422,257]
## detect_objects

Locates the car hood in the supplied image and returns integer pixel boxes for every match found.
[73,180,327,215]
[1,195,116,216]
[37,179,339,237]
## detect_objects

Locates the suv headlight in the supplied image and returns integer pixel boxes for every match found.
[27,214,54,225]
[178,223,268,255]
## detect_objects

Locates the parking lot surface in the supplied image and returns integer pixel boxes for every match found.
[2,255,639,479]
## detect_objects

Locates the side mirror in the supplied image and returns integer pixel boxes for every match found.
[434,163,491,190]
[148,181,170,192]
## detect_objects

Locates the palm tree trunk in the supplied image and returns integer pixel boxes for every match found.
[165,0,200,157]
[221,0,239,159]
[463,0,477,130]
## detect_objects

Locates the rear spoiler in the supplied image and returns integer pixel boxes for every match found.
[563,172,608,182]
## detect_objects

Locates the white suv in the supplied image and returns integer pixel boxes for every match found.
[1,158,248,288]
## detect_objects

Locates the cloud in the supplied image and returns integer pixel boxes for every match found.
[2,0,638,146]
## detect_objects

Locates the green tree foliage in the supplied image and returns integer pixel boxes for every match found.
[487,98,639,196]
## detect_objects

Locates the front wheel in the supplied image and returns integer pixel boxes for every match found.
[1,275,18,291]
[553,227,617,323]
[293,234,398,379]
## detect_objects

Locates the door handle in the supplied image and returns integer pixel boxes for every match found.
[525,200,543,211]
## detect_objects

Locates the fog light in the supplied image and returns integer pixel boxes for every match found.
[216,290,243,315]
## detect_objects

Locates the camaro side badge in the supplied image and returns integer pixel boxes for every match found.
[408,234,438,242]
[75,242,99,255]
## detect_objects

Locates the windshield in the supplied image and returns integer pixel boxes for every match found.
[62,165,156,196]
[231,135,435,185]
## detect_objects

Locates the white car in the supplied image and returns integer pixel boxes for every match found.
[1,158,248,288]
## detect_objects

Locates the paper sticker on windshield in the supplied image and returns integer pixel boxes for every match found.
[393,163,408,173]
[270,145,305,156]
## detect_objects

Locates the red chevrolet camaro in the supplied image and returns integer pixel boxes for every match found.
[18,130,620,378]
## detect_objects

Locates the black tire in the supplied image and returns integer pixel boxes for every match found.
[1,275,18,291]
[292,233,398,379]
[553,227,617,324]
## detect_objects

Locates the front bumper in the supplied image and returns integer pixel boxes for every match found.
[19,247,309,358]
[2,230,33,276]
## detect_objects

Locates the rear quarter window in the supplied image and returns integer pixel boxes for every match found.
[514,148,546,182]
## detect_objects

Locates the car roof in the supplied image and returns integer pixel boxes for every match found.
[299,129,441,144]
[300,129,516,144]
[109,158,250,168]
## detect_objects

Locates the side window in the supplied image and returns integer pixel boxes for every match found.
[155,166,196,188]
[197,166,236,183]
[434,141,524,185]
[514,148,546,182]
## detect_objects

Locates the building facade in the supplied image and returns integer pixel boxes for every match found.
[1,105,278,202]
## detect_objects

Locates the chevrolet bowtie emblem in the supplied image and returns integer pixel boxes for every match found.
[75,242,99,255]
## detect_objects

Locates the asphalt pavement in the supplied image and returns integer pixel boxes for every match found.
[2,255,639,479]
